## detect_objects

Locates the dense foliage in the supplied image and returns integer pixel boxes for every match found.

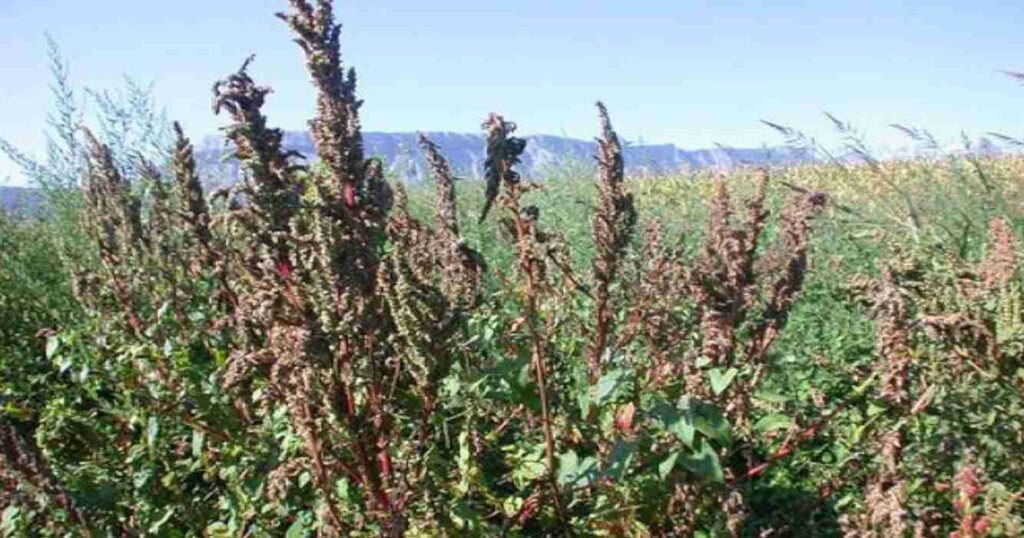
[2,1,1023,536]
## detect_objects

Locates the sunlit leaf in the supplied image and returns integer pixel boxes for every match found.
[708,367,738,396]
[754,413,795,433]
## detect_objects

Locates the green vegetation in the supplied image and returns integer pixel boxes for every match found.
[2,1,1023,536]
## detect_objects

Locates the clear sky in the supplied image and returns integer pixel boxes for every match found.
[3,0,1023,185]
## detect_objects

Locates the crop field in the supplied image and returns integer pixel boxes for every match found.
[2,1,1024,537]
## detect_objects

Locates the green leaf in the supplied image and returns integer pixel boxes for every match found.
[2,403,32,421]
[592,368,628,407]
[205,523,231,538]
[514,445,548,485]
[191,430,205,458]
[336,478,351,503]
[576,369,591,415]
[834,494,855,510]
[658,452,679,480]
[45,336,59,360]
[284,512,311,538]
[668,397,732,445]
[651,402,695,447]
[156,301,171,321]
[213,349,229,368]
[457,430,472,495]
[452,501,483,530]
[606,439,637,481]
[2,506,22,533]
[754,389,788,404]
[867,402,888,417]
[517,459,547,483]
[147,508,175,534]
[675,419,696,446]
[502,496,523,518]
[683,441,724,484]
[754,413,795,433]
[557,450,579,486]
[686,398,732,444]
[708,367,738,396]
[516,359,532,388]
[146,416,160,449]
[557,450,598,487]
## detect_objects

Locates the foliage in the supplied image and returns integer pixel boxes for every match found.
[2,1,1024,536]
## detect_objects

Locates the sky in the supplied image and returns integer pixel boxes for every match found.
[3,0,1024,185]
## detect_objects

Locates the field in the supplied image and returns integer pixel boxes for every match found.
[3,2,1024,537]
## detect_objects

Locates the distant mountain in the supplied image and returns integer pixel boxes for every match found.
[195,131,813,183]
[1,132,813,214]
[0,186,43,216]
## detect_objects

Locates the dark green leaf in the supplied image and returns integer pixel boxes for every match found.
[683,441,724,484]
[592,368,628,407]
[605,439,637,481]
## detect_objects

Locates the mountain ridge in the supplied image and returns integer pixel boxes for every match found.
[0,186,42,216]
[195,130,813,183]
[2,132,813,214]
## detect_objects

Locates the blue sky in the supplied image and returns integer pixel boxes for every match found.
[2,0,1023,185]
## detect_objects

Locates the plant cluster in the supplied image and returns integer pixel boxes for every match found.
[2,1,1023,536]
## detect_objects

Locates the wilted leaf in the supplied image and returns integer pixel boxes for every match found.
[614,402,636,435]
